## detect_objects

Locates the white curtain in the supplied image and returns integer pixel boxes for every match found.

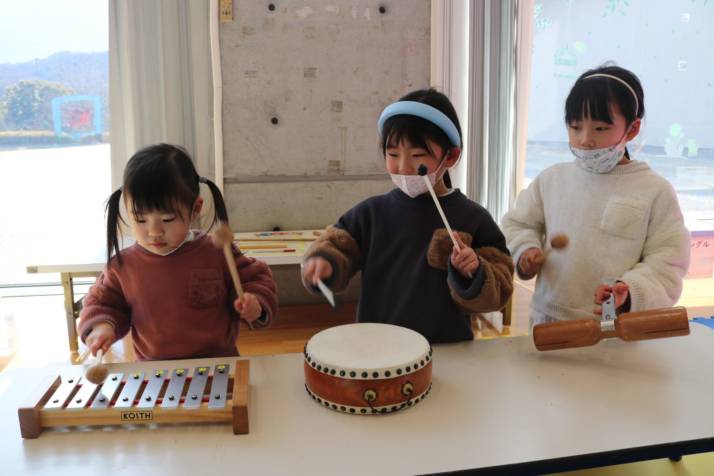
[109,0,213,189]
[432,0,534,221]
[467,0,534,221]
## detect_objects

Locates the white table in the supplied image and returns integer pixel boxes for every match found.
[1,325,713,475]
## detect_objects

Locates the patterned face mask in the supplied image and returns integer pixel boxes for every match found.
[570,126,632,174]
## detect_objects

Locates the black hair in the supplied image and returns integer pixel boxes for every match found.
[380,88,462,188]
[105,143,228,266]
[565,64,645,126]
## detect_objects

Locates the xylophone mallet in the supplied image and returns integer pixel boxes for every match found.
[212,222,253,330]
[85,349,108,384]
[534,233,569,265]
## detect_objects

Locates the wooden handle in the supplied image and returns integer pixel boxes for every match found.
[533,318,602,351]
[616,306,690,341]
[224,244,244,299]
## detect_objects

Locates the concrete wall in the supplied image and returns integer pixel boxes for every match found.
[220,0,431,231]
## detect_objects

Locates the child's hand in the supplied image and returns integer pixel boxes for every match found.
[85,322,116,356]
[450,233,479,278]
[517,248,543,279]
[593,281,630,315]
[302,257,333,285]
[234,292,262,322]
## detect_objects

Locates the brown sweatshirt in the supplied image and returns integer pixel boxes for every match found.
[79,232,277,360]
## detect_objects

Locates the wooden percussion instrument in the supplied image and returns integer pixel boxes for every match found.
[533,307,690,351]
[304,323,433,414]
[18,360,249,438]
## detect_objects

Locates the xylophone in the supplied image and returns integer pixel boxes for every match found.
[18,360,249,438]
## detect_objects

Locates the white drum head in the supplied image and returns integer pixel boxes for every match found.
[306,323,430,375]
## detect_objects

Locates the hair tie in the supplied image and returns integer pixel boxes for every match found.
[198,176,208,184]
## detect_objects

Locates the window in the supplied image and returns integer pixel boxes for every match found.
[0,0,110,286]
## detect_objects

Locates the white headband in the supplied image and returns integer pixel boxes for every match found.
[582,73,640,117]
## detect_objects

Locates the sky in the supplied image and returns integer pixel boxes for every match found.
[0,0,108,64]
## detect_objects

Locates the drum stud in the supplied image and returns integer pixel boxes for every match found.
[177,369,184,376]
[99,396,106,402]
[133,374,140,379]
[396,369,402,375]
[53,399,59,404]
[380,408,387,414]
[363,389,377,402]
[350,371,356,377]
[215,394,221,399]
[122,397,128,402]
[306,357,311,363]
[168,395,175,401]
[401,382,414,396]
[349,408,355,413]
[317,398,322,403]
[311,362,316,368]
[324,402,329,407]
[330,369,336,375]
[331,404,337,410]
[191,395,198,400]
[391,406,397,412]
[323,367,330,374]
[372,372,378,378]
[406,366,411,372]
[145,396,152,402]
[340,406,346,411]
[360,409,366,414]
[385,371,391,377]
[414,362,419,369]
[112,375,118,381]
[317,365,322,371]
[361,372,368,378]
[76,399,82,404]
[420,360,425,366]
[339,370,345,377]
[155,371,162,378]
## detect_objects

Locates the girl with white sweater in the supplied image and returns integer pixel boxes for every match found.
[502,65,690,324]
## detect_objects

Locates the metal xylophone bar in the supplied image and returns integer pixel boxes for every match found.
[18,360,250,438]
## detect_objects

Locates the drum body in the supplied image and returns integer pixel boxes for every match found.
[304,323,432,414]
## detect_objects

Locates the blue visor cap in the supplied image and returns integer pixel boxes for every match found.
[378,101,461,148]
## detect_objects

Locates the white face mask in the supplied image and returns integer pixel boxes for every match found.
[571,127,632,174]
[151,230,193,256]
[390,160,446,198]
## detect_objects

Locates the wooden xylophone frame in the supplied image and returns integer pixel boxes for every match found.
[18,360,249,439]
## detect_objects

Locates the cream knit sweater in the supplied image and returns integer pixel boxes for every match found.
[501,160,690,321]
